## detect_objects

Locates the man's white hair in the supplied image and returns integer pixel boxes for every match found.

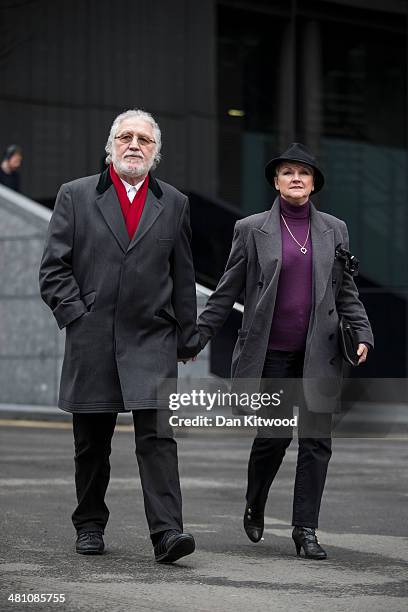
[105,109,162,167]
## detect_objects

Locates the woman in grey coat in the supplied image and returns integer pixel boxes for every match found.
[198,143,373,559]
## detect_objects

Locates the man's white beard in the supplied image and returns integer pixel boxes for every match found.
[112,152,152,179]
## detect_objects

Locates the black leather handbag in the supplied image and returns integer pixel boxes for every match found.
[338,316,359,366]
[335,247,360,366]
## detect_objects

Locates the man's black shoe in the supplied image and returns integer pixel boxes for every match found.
[76,531,105,555]
[154,530,195,563]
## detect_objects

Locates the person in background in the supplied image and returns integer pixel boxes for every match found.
[0,145,23,192]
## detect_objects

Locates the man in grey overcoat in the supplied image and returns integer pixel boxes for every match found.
[39,109,199,563]
[198,143,374,559]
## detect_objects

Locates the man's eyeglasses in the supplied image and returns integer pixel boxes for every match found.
[115,133,156,147]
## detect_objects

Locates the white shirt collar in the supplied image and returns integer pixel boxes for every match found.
[120,177,145,194]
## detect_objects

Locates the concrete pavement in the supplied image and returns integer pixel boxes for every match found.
[1,421,407,612]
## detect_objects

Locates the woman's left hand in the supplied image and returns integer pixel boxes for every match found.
[357,343,369,365]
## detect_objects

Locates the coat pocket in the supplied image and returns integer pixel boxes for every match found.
[237,328,248,341]
[155,307,182,331]
[81,290,96,311]
[157,238,173,248]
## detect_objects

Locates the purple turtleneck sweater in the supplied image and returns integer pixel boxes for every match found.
[268,197,313,352]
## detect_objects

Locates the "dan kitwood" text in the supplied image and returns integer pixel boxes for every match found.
[169,415,298,428]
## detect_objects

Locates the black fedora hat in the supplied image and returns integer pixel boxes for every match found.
[265,142,325,194]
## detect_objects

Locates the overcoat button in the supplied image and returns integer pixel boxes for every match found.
[328,309,334,315]
[329,334,334,340]
[329,358,335,365]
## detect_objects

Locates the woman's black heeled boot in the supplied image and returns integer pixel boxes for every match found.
[243,505,264,543]
[292,526,327,559]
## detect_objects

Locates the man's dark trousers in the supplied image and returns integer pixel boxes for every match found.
[246,350,332,528]
[72,409,182,541]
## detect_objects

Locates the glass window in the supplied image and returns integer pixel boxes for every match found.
[218,2,292,214]
[217,0,408,288]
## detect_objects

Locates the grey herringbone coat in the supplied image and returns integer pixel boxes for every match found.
[198,197,374,413]
[39,169,199,413]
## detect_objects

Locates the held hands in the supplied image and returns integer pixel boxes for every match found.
[357,343,368,365]
[178,356,198,365]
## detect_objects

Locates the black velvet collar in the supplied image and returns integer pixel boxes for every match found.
[96,166,163,198]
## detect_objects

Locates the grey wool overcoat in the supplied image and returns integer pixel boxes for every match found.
[39,168,199,413]
[198,197,374,413]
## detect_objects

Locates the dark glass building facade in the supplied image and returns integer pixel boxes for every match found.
[218,1,407,285]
